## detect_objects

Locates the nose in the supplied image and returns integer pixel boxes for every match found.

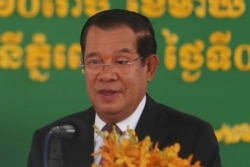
[101,63,112,70]
[97,64,118,81]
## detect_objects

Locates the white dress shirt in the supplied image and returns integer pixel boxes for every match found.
[93,95,146,164]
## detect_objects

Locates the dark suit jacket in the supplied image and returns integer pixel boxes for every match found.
[27,95,221,167]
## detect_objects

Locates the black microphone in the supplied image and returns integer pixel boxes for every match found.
[49,125,75,138]
[43,118,86,167]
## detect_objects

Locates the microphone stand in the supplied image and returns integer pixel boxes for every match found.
[43,125,75,167]
[48,137,64,167]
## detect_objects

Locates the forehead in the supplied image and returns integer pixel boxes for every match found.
[84,25,138,57]
[85,25,137,45]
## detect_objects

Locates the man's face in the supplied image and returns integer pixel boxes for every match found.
[83,25,158,123]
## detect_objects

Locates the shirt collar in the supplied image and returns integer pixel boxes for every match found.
[94,95,146,132]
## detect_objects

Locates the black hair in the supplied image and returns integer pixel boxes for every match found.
[80,9,157,60]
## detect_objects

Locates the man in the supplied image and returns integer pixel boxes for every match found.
[27,9,221,167]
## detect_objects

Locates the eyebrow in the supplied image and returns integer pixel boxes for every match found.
[85,52,99,58]
[85,47,135,58]
[116,47,133,54]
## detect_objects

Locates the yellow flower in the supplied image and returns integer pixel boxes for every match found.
[92,127,201,167]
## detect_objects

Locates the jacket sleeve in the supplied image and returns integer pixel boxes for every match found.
[192,122,221,167]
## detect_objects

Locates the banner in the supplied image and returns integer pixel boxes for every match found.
[1,0,250,166]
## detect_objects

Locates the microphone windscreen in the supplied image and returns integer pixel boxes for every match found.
[50,125,75,138]
[50,117,87,139]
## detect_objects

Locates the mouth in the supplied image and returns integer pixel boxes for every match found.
[98,89,118,96]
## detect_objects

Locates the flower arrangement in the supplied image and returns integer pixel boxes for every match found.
[92,126,201,167]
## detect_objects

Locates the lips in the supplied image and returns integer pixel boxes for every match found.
[98,89,117,96]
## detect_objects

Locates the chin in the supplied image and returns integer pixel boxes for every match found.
[101,108,119,114]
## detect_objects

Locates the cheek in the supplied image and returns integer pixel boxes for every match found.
[85,75,95,92]
[122,69,147,92]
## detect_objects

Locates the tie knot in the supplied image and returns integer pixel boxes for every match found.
[102,123,123,135]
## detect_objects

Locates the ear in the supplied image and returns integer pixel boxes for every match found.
[145,54,159,82]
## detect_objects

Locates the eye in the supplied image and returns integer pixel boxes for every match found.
[114,60,129,65]
[86,59,102,65]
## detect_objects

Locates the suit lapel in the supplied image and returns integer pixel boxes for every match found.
[135,95,171,148]
[135,95,159,140]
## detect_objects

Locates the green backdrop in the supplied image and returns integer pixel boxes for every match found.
[1,0,250,167]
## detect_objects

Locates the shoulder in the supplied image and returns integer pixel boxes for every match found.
[145,95,214,136]
[144,95,220,163]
